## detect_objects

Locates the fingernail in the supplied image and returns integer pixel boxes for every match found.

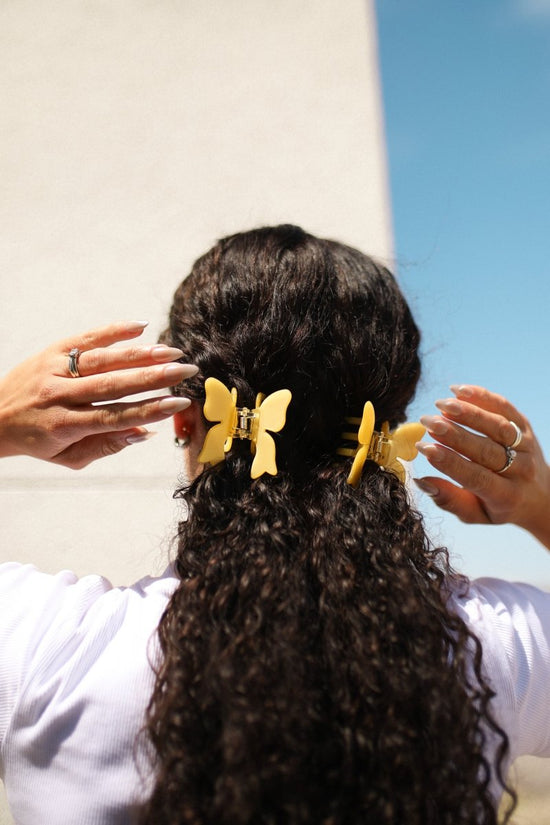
[415,442,444,464]
[151,346,185,362]
[158,397,191,413]
[125,431,157,444]
[179,364,199,378]
[127,320,149,331]
[413,478,439,497]
[450,384,472,398]
[435,399,462,416]
[420,415,448,435]
[163,363,192,380]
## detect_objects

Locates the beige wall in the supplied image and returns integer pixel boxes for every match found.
[0,2,390,821]
[0,0,391,587]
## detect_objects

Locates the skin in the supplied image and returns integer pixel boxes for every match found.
[415,384,550,551]
[1,331,549,551]
[173,405,206,481]
[0,321,196,469]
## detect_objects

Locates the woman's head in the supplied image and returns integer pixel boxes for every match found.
[163,225,421,478]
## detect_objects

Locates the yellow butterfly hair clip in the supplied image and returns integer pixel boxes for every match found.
[337,401,425,486]
[197,377,292,479]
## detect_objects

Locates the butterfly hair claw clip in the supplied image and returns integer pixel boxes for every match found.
[198,377,292,479]
[337,401,425,486]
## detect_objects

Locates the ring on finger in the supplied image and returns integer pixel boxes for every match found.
[507,421,523,450]
[68,348,82,378]
[496,446,516,474]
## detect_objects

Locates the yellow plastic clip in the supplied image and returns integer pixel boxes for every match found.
[337,401,425,486]
[198,377,292,479]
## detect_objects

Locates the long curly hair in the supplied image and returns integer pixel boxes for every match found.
[139,226,515,824]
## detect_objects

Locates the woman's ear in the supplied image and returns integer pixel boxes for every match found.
[173,401,206,446]
[173,402,206,480]
[173,410,192,445]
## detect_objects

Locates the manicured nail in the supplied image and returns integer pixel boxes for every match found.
[162,363,198,383]
[158,397,191,413]
[127,320,149,331]
[125,431,157,444]
[415,442,444,464]
[413,478,439,497]
[420,415,448,435]
[151,346,185,362]
[435,399,462,416]
[450,384,472,398]
[163,363,191,379]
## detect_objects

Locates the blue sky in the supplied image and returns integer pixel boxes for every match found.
[375,0,550,584]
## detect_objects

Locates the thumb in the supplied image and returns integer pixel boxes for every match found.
[51,429,155,470]
[414,477,490,525]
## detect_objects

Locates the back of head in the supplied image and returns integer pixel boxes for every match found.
[164,224,421,477]
[141,226,512,825]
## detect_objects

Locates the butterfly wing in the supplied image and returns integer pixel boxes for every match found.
[386,422,426,481]
[357,401,375,447]
[198,378,237,465]
[389,422,426,463]
[345,402,375,487]
[250,390,291,478]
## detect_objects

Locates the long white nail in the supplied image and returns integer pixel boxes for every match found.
[125,431,157,444]
[151,346,185,362]
[163,363,199,379]
[450,384,472,398]
[158,397,191,413]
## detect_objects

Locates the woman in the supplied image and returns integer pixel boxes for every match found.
[1,225,549,824]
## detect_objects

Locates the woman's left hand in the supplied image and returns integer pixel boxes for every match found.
[0,321,196,469]
[415,385,550,550]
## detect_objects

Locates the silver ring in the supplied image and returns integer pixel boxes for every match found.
[496,446,516,474]
[68,348,81,378]
[507,421,522,450]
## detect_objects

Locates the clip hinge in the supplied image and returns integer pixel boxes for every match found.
[233,407,257,441]
[367,431,390,464]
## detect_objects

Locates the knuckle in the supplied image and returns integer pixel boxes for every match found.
[97,406,121,429]
[478,438,497,467]
[96,372,119,398]
[37,380,61,405]
[128,346,144,363]
[101,439,124,458]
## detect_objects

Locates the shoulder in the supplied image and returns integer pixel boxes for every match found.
[449,576,550,759]
[0,562,179,745]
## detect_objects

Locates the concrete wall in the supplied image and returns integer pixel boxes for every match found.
[0,2,390,821]
[0,0,391,586]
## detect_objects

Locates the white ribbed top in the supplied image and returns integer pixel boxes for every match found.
[1,564,550,823]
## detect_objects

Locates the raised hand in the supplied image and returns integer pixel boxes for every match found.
[0,321,196,470]
[415,385,550,550]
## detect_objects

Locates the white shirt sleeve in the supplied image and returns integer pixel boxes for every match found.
[452,577,550,760]
[0,562,112,752]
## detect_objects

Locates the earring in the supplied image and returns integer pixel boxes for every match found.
[174,429,191,448]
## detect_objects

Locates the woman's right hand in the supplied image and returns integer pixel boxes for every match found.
[415,385,550,550]
[0,321,196,470]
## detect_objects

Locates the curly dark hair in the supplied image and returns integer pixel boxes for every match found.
[139,226,515,824]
